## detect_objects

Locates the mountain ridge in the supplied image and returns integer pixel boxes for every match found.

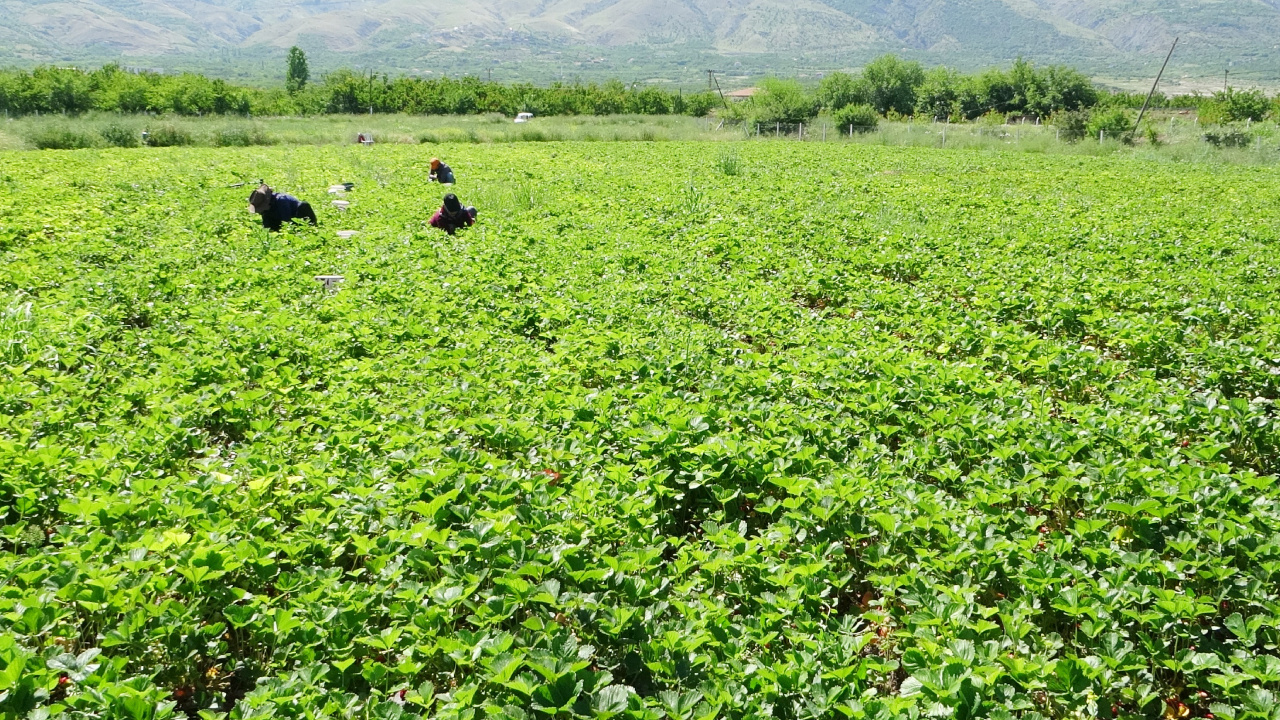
[3,0,1278,87]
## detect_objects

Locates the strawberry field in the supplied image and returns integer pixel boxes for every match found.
[4,142,1280,720]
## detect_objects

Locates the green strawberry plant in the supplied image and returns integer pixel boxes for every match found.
[2,142,1280,718]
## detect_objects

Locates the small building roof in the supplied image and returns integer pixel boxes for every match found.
[725,87,759,98]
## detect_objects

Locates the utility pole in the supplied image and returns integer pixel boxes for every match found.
[1132,37,1178,137]
[706,69,729,109]
[1224,69,1229,91]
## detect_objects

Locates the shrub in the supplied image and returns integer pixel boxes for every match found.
[749,77,817,126]
[681,92,720,118]
[832,104,879,134]
[99,123,140,148]
[145,125,194,147]
[1052,110,1089,143]
[1144,124,1161,147]
[28,128,97,150]
[212,127,272,147]
[1087,108,1133,143]
[1203,129,1252,148]
[1200,88,1271,124]
[977,110,1008,127]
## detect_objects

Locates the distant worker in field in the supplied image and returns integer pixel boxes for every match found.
[429,157,456,185]
[429,193,476,235]
[356,133,366,144]
[248,184,318,232]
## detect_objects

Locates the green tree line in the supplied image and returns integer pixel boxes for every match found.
[3,56,1277,123]
[0,64,721,118]
[738,56,1280,129]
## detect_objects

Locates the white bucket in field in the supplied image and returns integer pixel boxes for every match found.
[332,200,350,211]
[336,230,358,239]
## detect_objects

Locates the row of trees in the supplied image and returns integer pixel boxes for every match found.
[740,57,1101,127]
[0,64,721,118]
[3,54,1277,123]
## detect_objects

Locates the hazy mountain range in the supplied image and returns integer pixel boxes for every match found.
[3,0,1278,87]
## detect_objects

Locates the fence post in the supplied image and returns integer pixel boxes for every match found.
[799,123,803,140]
[776,122,780,137]
[1100,129,1104,142]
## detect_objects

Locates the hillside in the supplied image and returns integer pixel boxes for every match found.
[2,0,1279,86]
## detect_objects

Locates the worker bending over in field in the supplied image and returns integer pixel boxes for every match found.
[429,158,456,185]
[429,193,476,235]
[248,184,318,232]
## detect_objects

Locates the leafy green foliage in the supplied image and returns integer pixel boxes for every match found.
[3,142,1280,720]
[832,103,879,133]
[1088,108,1134,143]
[816,71,870,112]
[746,77,817,126]
[0,58,1170,123]
[99,123,141,148]
[1200,88,1273,124]
[286,46,310,95]
[211,127,273,147]
[144,125,194,147]
[861,55,925,116]
[25,127,97,150]
[0,66,719,119]
[1051,110,1090,143]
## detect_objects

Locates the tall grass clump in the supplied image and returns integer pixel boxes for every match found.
[715,150,743,176]
[100,123,141,148]
[28,128,97,150]
[212,127,273,147]
[145,125,194,147]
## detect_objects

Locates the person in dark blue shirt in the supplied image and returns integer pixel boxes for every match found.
[248,184,318,232]
[429,158,456,185]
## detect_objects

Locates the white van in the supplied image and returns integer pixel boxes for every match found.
[514,112,534,123]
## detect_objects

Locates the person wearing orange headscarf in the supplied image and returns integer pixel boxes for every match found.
[429,157,455,185]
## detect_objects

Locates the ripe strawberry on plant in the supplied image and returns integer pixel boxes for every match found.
[1164,697,1190,720]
